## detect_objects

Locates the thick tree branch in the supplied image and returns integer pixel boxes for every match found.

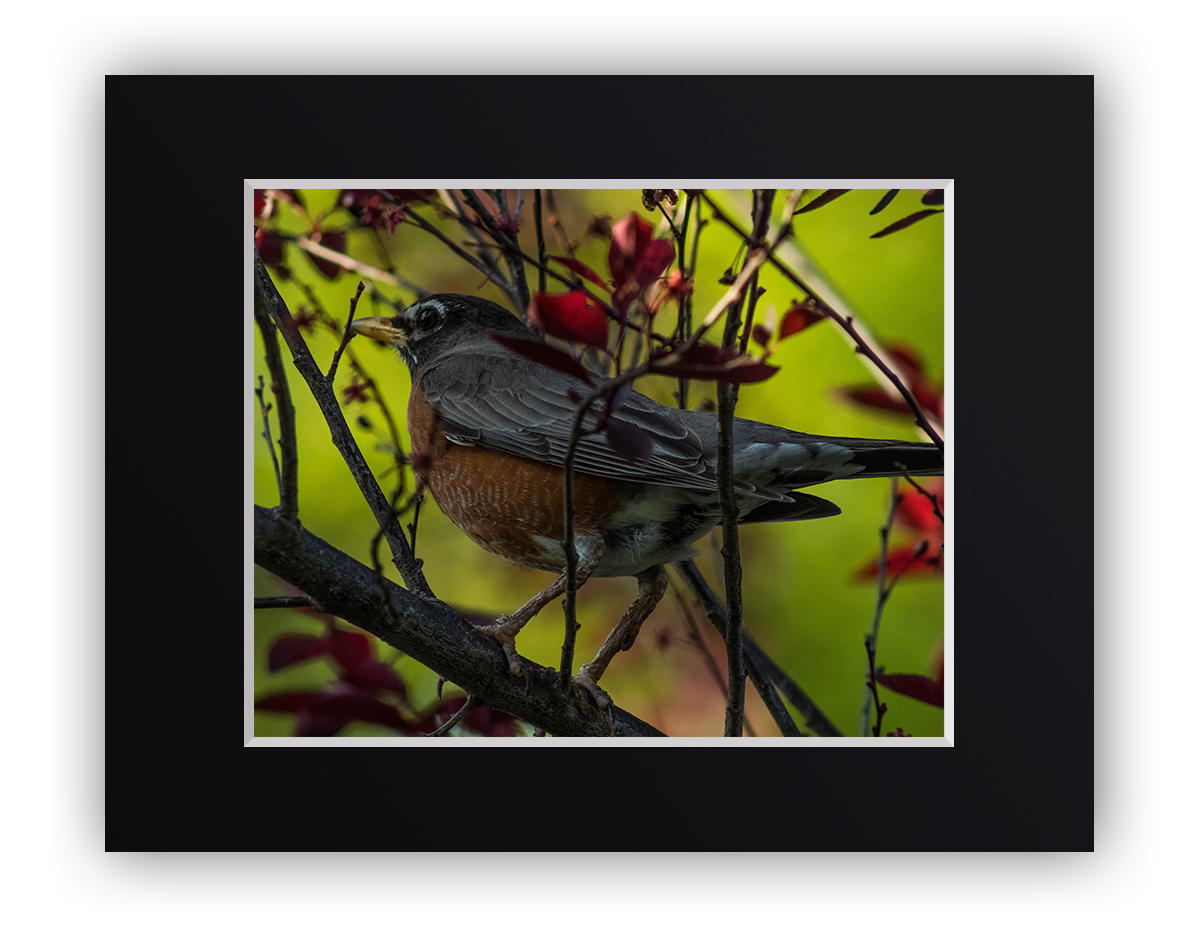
[254,506,664,737]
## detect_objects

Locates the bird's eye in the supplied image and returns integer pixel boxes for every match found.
[415,306,441,332]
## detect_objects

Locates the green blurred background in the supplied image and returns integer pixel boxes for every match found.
[252,188,944,737]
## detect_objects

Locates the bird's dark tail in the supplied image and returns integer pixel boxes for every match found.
[831,437,943,480]
[739,492,843,524]
[755,434,942,489]
[738,438,942,524]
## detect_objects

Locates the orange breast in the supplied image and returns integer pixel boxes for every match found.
[408,386,623,572]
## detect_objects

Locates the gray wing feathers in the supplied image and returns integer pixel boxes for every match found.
[428,354,723,491]
[424,354,940,497]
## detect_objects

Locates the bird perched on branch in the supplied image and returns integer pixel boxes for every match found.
[352,294,943,708]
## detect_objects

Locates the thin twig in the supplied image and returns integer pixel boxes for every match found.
[254,376,283,497]
[861,480,901,735]
[901,469,945,522]
[717,373,745,737]
[426,695,477,737]
[252,258,299,522]
[253,596,312,609]
[864,637,886,737]
[325,280,366,383]
[534,189,547,295]
[676,193,703,409]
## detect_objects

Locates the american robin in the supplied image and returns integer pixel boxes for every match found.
[351,294,943,707]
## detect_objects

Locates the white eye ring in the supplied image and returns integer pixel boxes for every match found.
[415,305,441,332]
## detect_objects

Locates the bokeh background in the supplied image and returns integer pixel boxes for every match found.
[251,188,944,737]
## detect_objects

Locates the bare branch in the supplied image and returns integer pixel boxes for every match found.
[255,506,664,737]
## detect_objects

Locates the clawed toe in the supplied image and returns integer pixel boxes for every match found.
[572,663,613,710]
[477,618,524,676]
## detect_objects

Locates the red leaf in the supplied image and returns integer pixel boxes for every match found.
[874,672,944,708]
[652,342,780,384]
[328,627,373,670]
[856,544,943,581]
[341,659,408,695]
[308,231,345,278]
[662,268,694,304]
[268,633,331,672]
[894,484,944,534]
[633,238,675,290]
[839,386,910,416]
[607,212,675,311]
[778,301,825,340]
[704,362,779,384]
[673,342,729,365]
[527,291,610,349]
[609,213,653,271]
[255,690,416,735]
[255,229,286,265]
[839,342,942,420]
[489,332,594,384]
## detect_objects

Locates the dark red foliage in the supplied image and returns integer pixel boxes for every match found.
[527,290,610,349]
[489,331,594,384]
[652,342,779,384]
[607,213,675,315]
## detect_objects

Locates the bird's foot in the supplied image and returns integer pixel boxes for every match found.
[477,617,524,676]
[572,662,613,711]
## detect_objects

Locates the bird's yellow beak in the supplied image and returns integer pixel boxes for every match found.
[350,316,408,346]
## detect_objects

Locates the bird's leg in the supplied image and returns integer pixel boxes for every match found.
[573,565,669,709]
[478,535,605,676]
